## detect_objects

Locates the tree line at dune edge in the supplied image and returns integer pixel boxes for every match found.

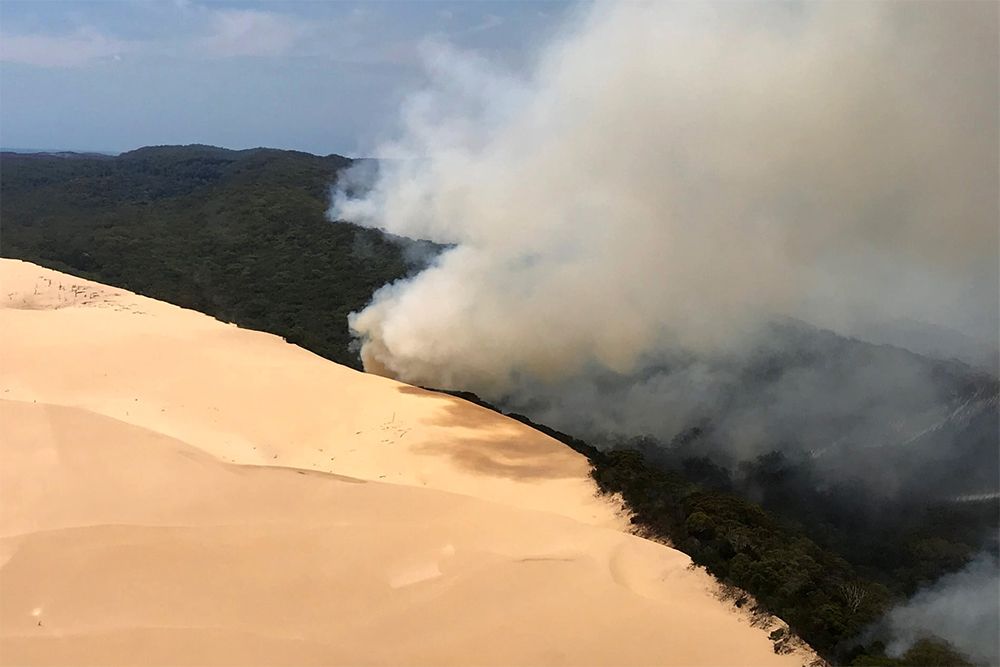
[0,146,990,666]
[438,390,978,667]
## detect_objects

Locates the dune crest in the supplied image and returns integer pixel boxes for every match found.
[0,259,612,525]
[0,259,813,665]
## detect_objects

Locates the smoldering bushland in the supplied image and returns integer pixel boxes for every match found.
[331,1,999,657]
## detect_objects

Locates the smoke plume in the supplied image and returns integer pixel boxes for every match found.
[331,2,999,657]
[333,1,998,393]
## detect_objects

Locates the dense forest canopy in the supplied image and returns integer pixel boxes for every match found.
[1,145,409,368]
[2,146,996,666]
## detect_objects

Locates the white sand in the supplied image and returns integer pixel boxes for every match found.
[0,259,812,666]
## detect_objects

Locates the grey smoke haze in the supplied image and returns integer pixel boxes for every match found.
[886,553,1000,665]
[333,1,998,392]
[496,325,998,495]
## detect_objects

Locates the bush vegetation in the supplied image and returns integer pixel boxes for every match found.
[1,146,409,368]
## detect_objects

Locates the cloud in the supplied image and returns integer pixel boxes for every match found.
[0,6,309,67]
[467,14,504,34]
[0,27,129,68]
[198,9,308,58]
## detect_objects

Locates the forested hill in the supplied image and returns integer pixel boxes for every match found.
[0,145,409,368]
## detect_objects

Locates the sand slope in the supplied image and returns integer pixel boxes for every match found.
[0,260,610,526]
[0,259,811,666]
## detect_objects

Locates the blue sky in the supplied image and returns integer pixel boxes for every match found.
[0,1,576,155]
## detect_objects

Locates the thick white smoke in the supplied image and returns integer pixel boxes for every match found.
[331,4,999,657]
[332,1,998,393]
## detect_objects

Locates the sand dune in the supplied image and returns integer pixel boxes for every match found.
[0,260,610,526]
[0,259,812,665]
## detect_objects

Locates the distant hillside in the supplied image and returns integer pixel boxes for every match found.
[0,145,409,368]
[0,150,117,160]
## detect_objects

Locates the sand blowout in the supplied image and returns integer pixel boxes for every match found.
[0,259,812,666]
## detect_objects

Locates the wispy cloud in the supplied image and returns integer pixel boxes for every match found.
[0,3,543,71]
[198,9,308,58]
[467,14,504,34]
[0,27,128,67]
